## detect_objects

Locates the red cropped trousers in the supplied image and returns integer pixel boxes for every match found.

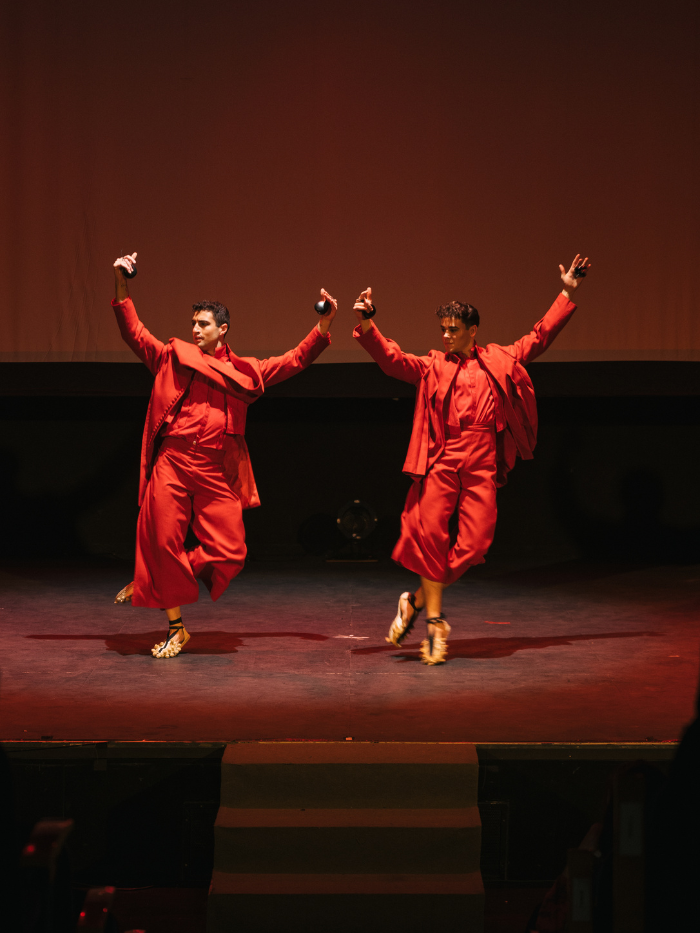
[392,424,497,586]
[132,437,246,608]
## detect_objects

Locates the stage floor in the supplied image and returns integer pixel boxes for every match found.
[1,558,698,743]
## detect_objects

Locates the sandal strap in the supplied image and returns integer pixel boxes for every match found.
[426,616,447,624]
[161,622,184,650]
[407,593,423,614]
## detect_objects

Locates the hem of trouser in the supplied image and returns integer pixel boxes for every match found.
[391,552,452,586]
[132,560,245,607]
[391,551,485,586]
[132,590,201,608]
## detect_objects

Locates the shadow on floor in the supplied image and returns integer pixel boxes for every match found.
[26,631,329,656]
[353,630,664,662]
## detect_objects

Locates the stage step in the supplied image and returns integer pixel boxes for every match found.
[207,742,483,933]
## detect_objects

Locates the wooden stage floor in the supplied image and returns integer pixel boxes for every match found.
[1,558,698,744]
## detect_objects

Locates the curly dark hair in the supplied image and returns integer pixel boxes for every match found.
[192,300,230,328]
[436,301,479,328]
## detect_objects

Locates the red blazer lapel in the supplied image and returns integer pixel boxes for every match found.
[169,339,263,397]
[223,349,265,390]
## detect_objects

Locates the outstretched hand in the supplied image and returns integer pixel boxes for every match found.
[559,254,591,298]
[317,288,337,335]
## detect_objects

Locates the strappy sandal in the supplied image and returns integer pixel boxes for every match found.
[114,581,134,604]
[152,621,190,659]
[386,591,423,646]
[420,617,451,665]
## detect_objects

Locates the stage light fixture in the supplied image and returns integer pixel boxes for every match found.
[326,499,379,561]
[336,499,378,541]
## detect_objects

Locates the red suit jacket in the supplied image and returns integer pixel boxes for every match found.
[112,298,331,508]
[354,293,576,487]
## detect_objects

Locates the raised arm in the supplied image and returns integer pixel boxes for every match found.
[112,253,166,374]
[352,287,429,384]
[257,288,335,386]
[502,254,591,364]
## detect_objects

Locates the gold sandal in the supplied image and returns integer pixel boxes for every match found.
[114,581,134,604]
[420,618,451,665]
[386,592,422,646]
[152,622,190,659]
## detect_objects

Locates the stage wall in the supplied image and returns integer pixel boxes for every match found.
[1,0,698,362]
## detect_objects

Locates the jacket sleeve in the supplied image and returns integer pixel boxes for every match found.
[257,325,331,387]
[352,322,429,385]
[498,293,576,364]
[112,298,166,375]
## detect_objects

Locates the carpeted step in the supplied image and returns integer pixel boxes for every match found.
[207,742,483,933]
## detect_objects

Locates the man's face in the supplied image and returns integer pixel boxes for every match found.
[440,316,477,355]
[192,311,228,355]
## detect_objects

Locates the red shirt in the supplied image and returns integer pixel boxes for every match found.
[448,351,495,426]
[163,344,233,449]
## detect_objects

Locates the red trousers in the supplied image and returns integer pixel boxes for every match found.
[392,425,497,586]
[132,438,246,608]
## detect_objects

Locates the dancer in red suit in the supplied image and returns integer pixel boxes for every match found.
[353,255,590,664]
[112,253,336,658]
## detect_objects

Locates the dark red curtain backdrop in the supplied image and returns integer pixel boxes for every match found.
[1,0,698,362]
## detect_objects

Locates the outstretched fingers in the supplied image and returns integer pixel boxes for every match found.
[319,288,338,313]
[570,253,591,273]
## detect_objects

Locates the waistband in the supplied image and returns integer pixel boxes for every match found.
[159,436,226,464]
[444,421,496,439]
